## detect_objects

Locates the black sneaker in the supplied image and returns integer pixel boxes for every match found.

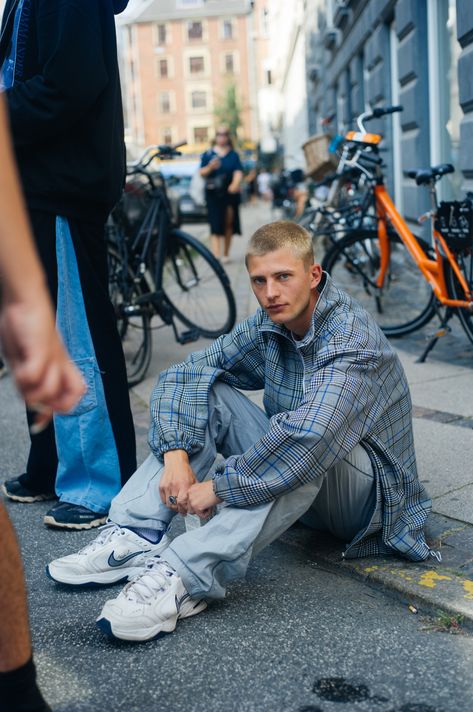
[44,502,108,530]
[2,477,56,503]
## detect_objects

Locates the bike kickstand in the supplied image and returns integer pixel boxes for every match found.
[416,309,453,363]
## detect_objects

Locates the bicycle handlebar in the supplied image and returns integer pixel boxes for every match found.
[133,141,187,170]
[369,105,403,119]
[356,105,403,132]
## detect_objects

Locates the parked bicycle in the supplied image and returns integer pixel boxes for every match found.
[300,108,403,247]
[107,143,237,386]
[320,108,473,361]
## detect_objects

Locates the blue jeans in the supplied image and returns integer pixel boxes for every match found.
[53,217,121,512]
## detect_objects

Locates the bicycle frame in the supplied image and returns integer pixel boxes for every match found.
[374,184,473,309]
[126,168,175,294]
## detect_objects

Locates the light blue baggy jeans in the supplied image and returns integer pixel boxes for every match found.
[53,217,121,512]
[110,382,376,600]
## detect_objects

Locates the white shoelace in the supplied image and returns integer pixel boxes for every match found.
[77,523,123,555]
[122,558,175,604]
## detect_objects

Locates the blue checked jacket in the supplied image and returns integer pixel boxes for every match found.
[150,274,433,562]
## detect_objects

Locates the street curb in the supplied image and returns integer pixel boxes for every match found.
[280,520,473,631]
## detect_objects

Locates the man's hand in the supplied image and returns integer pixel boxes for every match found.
[0,296,85,431]
[160,449,197,515]
[187,480,222,519]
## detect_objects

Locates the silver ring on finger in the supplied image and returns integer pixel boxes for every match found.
[168,495,178,505]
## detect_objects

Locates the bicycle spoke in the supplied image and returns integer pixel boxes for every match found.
[107,243,152,386]
[162,229,236,338]
[322,231,436,337]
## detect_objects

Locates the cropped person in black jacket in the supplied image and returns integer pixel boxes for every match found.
[0,0,137,530]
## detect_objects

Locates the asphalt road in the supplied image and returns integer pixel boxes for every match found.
[1,373,472,712]
[2,204,473,711]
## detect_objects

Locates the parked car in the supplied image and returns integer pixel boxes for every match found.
[159,160,207,223]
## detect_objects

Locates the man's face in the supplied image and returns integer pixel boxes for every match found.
[247,248,323,337]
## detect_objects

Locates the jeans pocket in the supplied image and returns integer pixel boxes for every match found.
[66,357,98,416]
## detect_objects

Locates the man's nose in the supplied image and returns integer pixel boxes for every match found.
[266,279,279,301]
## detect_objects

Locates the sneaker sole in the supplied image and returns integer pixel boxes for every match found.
[96,599,207,642]
[43,514,108,530]
[46,564,133,587]
[96,616,174,642]
[2,483,56,503]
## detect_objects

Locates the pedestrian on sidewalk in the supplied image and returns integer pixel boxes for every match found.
[0,0,137,529]
[199,126,243,264]
[47,221,436,643]
[0,92,85,712]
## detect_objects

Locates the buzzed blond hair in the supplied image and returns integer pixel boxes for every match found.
[245,221,315,268]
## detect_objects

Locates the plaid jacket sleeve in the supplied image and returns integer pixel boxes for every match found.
[212,345,389,506]
[149,314,266,458]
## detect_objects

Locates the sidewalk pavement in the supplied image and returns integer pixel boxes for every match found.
[131,200,473,629]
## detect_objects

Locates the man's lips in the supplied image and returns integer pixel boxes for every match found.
[266,304,286,312]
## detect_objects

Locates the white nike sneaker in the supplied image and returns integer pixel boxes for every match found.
[46,523,170,586]
[96,557,207,641]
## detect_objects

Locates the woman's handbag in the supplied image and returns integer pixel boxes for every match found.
[205,173,228,193]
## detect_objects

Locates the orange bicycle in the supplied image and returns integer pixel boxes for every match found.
[322,109,473,361]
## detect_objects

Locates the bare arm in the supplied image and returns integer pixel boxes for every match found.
[228,169,243,193]
[199,156,221,177]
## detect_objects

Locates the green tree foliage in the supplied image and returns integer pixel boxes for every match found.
[214,81,242,140]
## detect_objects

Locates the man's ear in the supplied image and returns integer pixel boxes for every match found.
[310,263,323,290]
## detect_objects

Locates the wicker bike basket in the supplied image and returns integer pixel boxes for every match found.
[435,199,473,252]
[302,133,338,181]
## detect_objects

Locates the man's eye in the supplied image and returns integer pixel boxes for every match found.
[279,274,290,281]
[253,278,264,286]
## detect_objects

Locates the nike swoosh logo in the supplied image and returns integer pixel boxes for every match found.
[107,550,144,568]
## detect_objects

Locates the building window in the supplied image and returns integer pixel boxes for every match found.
[158,59,168,78]
[266,69,272,85]
[191,90,207,109]
[162,127,173,144]
[222,19,234,39]
[156,23,166,45]
[224,54,234,74]
[160,92,171,114]
[188,21,203,40]
[189,56,205,74]
[194,126,209,143]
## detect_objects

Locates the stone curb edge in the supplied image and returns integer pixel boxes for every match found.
[280,529,473,630]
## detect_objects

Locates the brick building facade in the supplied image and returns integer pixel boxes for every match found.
[119,0,256,154]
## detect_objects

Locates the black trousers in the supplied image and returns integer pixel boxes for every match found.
[20,210,136,496]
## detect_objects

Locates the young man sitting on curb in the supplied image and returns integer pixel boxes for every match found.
[47,221,436,642]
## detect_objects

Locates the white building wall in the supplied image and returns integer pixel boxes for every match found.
[265,0,309,167]
[281,26,308,169]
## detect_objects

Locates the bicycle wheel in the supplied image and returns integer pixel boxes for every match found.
[162,229,236,338]
[446,249,473,345]
[107,244,152,387]
[322,230,436,337]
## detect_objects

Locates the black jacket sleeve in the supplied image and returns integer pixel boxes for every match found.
[6,0,109,146]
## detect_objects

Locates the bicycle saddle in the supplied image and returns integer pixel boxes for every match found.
[405,163,454,185]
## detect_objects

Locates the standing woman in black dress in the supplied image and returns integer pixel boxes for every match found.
[199,126,243,263]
